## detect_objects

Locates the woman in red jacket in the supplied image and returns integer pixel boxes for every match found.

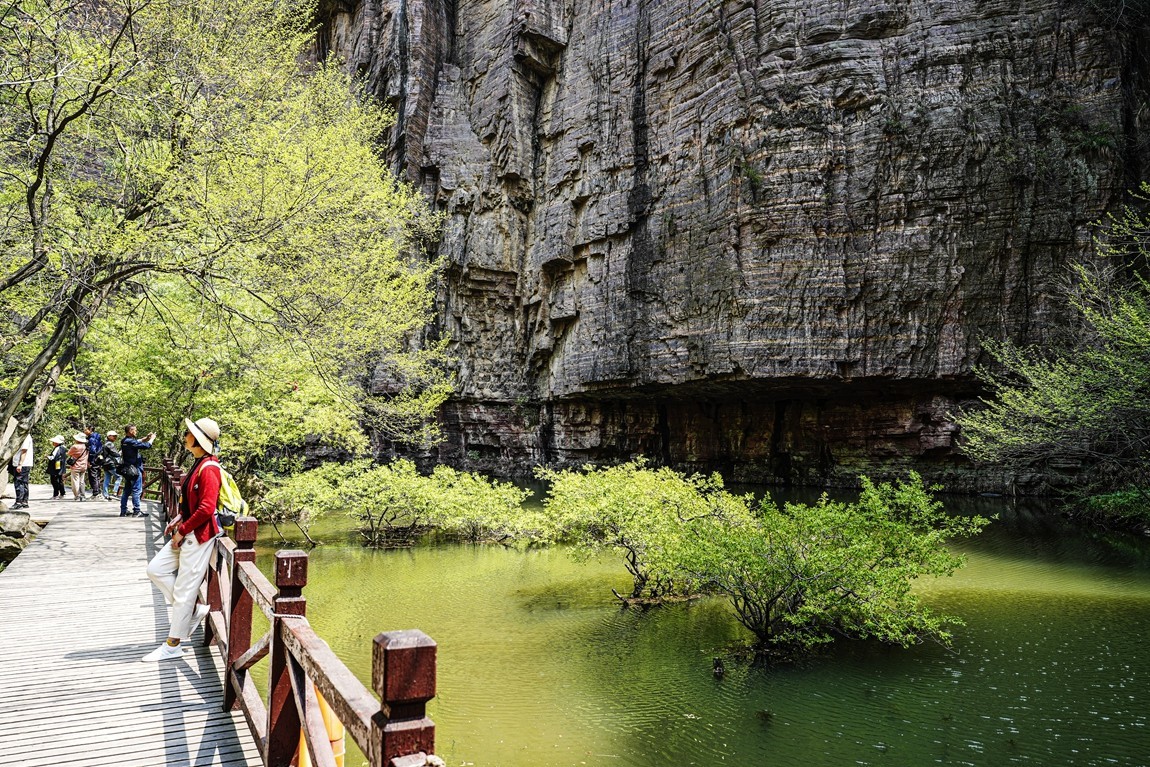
[142,417,223,662]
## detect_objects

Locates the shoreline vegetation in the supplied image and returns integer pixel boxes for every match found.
[258,459,987,663]
[955,185,1150,534]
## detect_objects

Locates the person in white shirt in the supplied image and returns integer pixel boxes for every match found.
[10,433,33,509]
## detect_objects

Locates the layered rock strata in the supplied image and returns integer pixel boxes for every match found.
[318,0,1150,490]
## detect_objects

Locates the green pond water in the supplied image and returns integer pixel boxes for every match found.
[254,496,1150,767]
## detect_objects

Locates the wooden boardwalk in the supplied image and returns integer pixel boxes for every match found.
[0,483,261,766]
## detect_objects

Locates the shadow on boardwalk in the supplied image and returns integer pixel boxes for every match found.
[0,483,261,766]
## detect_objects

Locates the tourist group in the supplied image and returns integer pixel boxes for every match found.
[8,425,155,517]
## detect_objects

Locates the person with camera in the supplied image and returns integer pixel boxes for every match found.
[118,425,154,517]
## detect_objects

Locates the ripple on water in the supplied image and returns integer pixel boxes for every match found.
[257,514,1150,767]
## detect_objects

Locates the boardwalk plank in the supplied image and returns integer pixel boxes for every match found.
[0,484,261,767]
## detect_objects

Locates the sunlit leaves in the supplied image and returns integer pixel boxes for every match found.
[676,474,986,655]
[1,0,450,458]
[425,464,539,542]
[536,460,751,600]
[957,189,1150,501]
[537,463,986,657]
[259,459,534,546]
[72,279,371,464]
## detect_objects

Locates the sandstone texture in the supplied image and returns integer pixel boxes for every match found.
[317,0,1150,490]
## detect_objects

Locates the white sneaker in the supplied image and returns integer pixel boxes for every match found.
[141,642,185,662]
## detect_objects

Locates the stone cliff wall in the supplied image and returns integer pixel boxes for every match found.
[317,0,1150,490]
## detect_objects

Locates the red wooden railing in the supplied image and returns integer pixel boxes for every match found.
[141,465,164,502]
[156,459,439,767]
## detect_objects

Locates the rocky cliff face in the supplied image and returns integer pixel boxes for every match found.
[317,0,1150,490]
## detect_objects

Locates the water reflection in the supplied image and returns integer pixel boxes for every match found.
[256,494,1150,767]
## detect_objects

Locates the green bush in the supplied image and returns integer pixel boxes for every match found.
[259,459,534,547]
[1080,489,1150,529]
[536,460,755,601]
[424,465,536,543]
[677,474,987,660]
[539,463,986,660]
[258,461,369,544]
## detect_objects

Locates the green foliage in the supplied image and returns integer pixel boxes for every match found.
[740,162,764,191]
[423,465,538,543]
[536,460,755,601]
[258,459,535,546]
[1080,488,1150,528]
[68,280,372,472]
[882,118,909,137]
[259,460,371,543]
[676,474,986,659]
[538,463,984,659]
[260,459,426,544]
[957,186,1150,514]
[0,0,449,462]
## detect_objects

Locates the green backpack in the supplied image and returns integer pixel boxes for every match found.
[197,458,248,530]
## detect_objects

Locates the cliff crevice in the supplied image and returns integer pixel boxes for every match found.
[317,0,1150,490]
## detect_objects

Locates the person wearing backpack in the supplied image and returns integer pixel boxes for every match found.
[66,433,89,501]
[99,430,122,501]
[142,417,222,662]
[84,426,103,499]
[47,435,68,499]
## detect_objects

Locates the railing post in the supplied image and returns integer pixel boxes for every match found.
[168,467,183,521]
[223,518,258,703]
[266,550,308,767]
[160,460,171,513]
[371,630,436,766]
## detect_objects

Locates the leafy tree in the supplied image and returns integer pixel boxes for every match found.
[0,0,447,462]
[61,277,450,476]
[675,474,987,661]
[536,461,753,601]
[257,460,367,544]
[423,465,537,543]
[345,460,453,547]
[258,459,535,547]
[956,188,1150,522]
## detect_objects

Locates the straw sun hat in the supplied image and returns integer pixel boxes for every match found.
[50,435,66,444]
[185,417,220,454]
[72,433,86,443]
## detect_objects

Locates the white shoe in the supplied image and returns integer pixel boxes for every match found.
[141,642,185,662]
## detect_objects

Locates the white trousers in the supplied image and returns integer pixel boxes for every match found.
[146,533,215,641]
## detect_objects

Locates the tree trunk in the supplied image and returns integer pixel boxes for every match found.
[1,284,110,463]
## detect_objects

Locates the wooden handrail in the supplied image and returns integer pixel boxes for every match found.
[281,620,380,751]
[152,463,440,767]
[238,559,278,620]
